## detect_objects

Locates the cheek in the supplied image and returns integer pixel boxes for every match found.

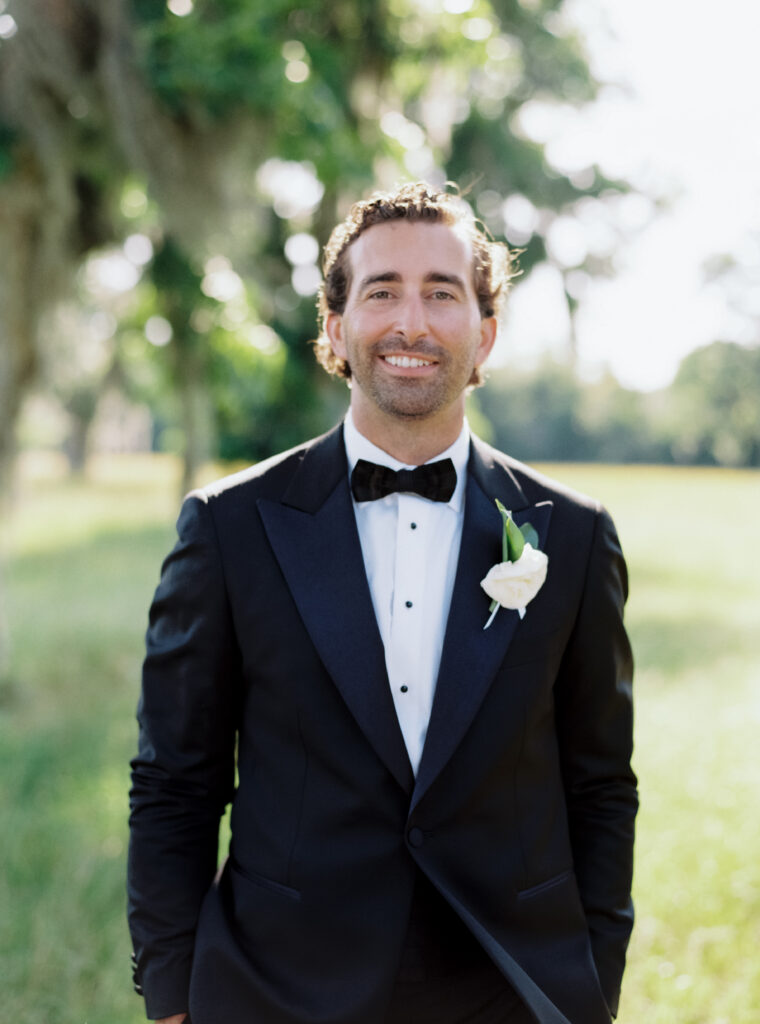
[448,314,487,354]
[346,312,388,344]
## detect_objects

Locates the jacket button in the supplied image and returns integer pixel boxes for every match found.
[133,982,143,995]
[408,827,424,848]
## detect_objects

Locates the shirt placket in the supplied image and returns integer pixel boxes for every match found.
[388,494,430,761]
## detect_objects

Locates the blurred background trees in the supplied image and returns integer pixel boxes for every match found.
[0,0,757,497]
[0,0,631,488]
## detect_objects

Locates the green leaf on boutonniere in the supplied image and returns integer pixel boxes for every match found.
[519,522,539,550]
[495,498,534,562]
[506,517,525,561]
[494,499,513,560]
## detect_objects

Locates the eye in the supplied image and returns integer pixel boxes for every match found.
[431,289,455,301]
[368,288,393,300]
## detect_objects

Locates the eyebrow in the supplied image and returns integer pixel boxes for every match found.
[357,272,401,291]
[426,272,467,290]
[357,271,467,292]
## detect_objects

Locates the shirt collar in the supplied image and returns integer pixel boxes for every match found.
[343,408,469,512]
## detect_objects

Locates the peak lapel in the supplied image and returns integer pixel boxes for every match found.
[412,441,553,810]
[257,427,414,795]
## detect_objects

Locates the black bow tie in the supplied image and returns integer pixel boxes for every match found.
[350,458,457,503]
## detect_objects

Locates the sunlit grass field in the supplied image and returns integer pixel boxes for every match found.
[1,454,758,1024]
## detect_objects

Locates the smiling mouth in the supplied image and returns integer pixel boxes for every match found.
[382,355,436,368]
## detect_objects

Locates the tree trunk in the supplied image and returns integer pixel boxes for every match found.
[0,554,10,688]
[175,337,215,498]
[62,412,92,476]
[61,388,102,475]
[562,279,579,369]
[0,201,41,496]
[0,178,49,684]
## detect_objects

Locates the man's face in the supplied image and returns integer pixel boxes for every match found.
[326,220,496,424]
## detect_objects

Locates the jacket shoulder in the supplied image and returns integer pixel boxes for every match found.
[187,424,344,507]
[473,436,602,515]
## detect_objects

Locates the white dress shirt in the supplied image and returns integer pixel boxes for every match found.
[343,411,469,775]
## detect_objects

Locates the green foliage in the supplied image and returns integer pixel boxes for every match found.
[479,359,736,466]
[132,0,392,182]
[113,232,346,464]
[664,341,760,466]
[2,459,758,1022]
[481,361,589,460]
[479,341,759,468]
[3,0,646,482]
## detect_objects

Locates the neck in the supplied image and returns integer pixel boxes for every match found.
[349,400,465,465]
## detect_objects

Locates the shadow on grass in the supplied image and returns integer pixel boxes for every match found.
[8,521,175,596]
[0,701,142,1023]
[629,614,751,677]
[1,521,179,1021]
[5,523,176,702]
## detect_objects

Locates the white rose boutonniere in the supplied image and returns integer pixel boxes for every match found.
[481,499,548,630]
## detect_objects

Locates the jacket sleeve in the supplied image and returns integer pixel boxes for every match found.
[553,505,637,1018]
[127,494,240,1020]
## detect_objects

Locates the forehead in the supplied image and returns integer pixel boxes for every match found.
[346,219,475,289]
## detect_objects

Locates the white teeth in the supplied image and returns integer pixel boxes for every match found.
[385,355,433,368]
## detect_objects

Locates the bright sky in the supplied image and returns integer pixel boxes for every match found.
[496,0,760,391]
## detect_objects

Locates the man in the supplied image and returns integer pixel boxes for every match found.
[128,183,637,1024]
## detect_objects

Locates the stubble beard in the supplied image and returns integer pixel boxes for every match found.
[347,336,477,421]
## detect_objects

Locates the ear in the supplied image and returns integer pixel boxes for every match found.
[326,312,347,360]
[475,316,497,366]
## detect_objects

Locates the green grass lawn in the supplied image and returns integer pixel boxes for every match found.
[1,455,758,1023]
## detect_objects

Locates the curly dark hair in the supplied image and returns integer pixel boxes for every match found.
[313,182,516,384]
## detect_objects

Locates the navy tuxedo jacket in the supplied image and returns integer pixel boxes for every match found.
[128,424,637,1024]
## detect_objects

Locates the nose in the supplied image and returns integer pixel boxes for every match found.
[394,293,428,341]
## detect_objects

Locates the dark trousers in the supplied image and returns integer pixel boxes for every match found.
[385,872,535,1024]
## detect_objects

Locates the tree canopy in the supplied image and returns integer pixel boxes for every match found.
[0,0,632,491]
